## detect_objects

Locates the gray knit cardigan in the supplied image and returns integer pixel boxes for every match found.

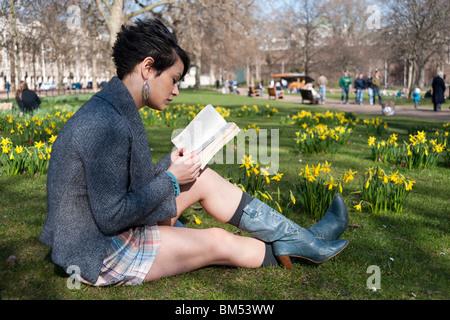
[40,77,177,283]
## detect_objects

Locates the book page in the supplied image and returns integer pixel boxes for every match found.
[199,123,240,169]
[171,105,227,153]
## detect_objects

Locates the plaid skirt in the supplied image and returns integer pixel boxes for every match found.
[80,224,161,286]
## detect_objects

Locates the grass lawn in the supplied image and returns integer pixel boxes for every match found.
[0,89,449,301]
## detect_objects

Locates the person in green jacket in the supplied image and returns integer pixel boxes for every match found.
[339,72,352,104]
[371,70,383,105]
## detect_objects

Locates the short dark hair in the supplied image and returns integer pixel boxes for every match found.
[112,18,190,80]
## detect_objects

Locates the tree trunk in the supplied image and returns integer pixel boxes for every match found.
[92,53,98,91]
[107,23,121,77]
[194,60,201,89]
[407,60,416,99]
[246,63,250,86]
[96,0,125,77]
[8,41,16,92]
[32,45,37,90]
[57,56,64,95]
[192,46,202,89]
[10,0,22,84]
[417,63,426,89]
[91,37,98,91]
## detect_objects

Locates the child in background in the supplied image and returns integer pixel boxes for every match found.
[413,88,420,109]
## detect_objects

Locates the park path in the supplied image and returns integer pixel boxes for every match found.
[270,93,450,123]
[3,88,449,122]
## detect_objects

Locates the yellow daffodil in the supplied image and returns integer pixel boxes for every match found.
[343,169,357,183]
[1,145,11,154]
[261,167,271,184]
[433,143,445,153]
[389,171,400,184]
[49,135,57,144]
[289,190,296,205]
[35,141,45,149]
[240,155,254,170]
[14,145,23,154]
[1,137,12,146]
[271,173,284,181]
[194,215,202,225]
[405,179,415,191]
[276,202,283,213]
[313,163,321,176]
[322,160,332,173]
[324,176,338,190]
[260,192,269,200]
[388,133,398,144]
[307,173,316,182]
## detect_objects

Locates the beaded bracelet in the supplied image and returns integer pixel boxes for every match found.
[164,171,180,197]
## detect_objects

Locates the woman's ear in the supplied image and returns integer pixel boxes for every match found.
[141,57,155,79]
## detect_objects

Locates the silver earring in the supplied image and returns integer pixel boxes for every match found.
[142,80,150,100]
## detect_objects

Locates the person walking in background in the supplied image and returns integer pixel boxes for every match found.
[317,73,328,104]
[412,88,420,109]
[256,82,264,97]
[431,71,446,112]
[354,73,366,105]
[15,81,41,114]
[6,81,11,99]
[367,73,374,105]
[339,72,351,104]
[371,70,383,105]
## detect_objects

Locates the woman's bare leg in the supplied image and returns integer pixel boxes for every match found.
[144,226,265,282]
[145,168,267,281]
[163,167,244,226]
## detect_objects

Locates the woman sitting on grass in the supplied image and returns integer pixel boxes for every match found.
[15,81,41,114]
[40,18,349,286]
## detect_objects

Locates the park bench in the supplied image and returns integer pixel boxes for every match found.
[248,86,262,97]
[300,89,319,104]
[0,102,13,111]
[268,87,284,100]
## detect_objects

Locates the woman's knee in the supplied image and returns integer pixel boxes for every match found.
[207,227,234,245]
[205,227,264,268]
[205,227,237,255]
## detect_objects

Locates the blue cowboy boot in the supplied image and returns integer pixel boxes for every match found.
[238,198,348,269]
[308,194,349,242]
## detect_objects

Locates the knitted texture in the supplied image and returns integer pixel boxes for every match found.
[40,77,176,283]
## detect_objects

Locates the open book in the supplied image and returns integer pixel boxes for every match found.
[171,104,240,169]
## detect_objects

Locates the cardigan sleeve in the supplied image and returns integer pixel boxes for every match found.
[74,115,176,236]
[154,152,172,175]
